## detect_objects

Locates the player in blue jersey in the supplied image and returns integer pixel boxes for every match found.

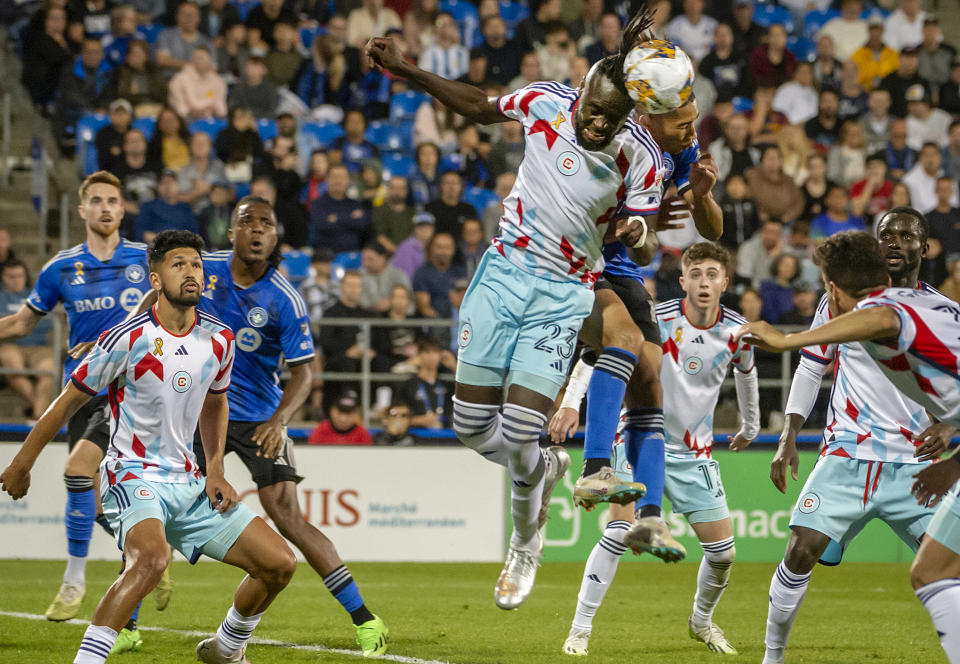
[0,172,161,641]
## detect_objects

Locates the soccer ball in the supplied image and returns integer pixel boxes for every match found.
[622,40,695,114]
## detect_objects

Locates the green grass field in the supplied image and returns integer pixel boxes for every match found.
[0,560,944,663]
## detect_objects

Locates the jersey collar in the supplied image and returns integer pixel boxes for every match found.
[681,298,722,330]
[149,304,197,337]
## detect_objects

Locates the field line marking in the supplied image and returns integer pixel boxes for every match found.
[0,610,458,664]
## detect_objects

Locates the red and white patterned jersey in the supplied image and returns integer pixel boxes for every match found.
[72,306,235,484]
[656,299,754,458]
[854,287,960,428]
[797,287,947,463]
[493,82,665,286]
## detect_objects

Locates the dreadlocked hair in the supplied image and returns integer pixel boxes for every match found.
[596,4,657,93]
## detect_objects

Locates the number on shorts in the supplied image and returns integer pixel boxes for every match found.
[534,324,578,360]
[698,461,725,498]
[534,324,561,353]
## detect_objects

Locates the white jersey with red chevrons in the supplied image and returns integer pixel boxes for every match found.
[854,287,960,428]
[71,306,235,485]
[798,287,948,463]
[493,82,665,286]
[656,299,754,458]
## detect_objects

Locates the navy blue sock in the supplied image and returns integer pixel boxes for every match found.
[583,348,637,473]
[64,475,95,558]
[323,565,374,625]
[623,408,665,517]
[125,602,140,631]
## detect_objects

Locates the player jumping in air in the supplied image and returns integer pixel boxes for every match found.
[759,209,956,664]
[554,242,759,656]
[736,231,960,664]
[1,230,298,664]
[366,10,664,610]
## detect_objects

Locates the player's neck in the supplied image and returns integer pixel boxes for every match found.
[683,297,720,329]
[85,230,120,261]
[230,254,269,287]
[891,271,920,289]
[153,299,196,335]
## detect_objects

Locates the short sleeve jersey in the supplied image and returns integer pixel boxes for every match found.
[854,287,960,427]
[657,298,754,458]
[71,307,235,484]
[798,288,945,463]
[493,82,664,286]
[27,240,152,384]
[198,251,314,422]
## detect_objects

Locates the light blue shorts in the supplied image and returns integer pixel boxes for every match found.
[790,454,932,558]
[926,484,960,556]
[612,442,729,524]
[455,248,594,400]
[102,475,256,563]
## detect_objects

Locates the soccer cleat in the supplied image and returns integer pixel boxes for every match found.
[154,563,173,611]
[562,627,591,656]
[494,531,543,610]
[573,466,646,510]
[623,516,686,563]
[110,627,143,654]
[196,637,250,663]
[355,614,389,657]
[44,582,85,621]
[688,616,738,654]
[538,446,571,528]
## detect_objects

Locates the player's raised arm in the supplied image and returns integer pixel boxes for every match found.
[735,307,902,353]
[682,152,722,241]
[365,37,506,125]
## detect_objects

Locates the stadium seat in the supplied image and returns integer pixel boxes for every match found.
[365,120,414,153]
[787,36,817,63]
[381,153,416,179]
[77,113,110,176]
[190,117,228,140]
[389,91,430,122]
[463,186,499,214]
[803,8,839,39]
[331,251,362,281]
[280,249,312,287]
[732,96,754,114]
[136,23,163,44]
[753,4,794,34]
[300,25,326,50]
[300,121,345,152]
[256,118,277,142]
[132,116,155,140]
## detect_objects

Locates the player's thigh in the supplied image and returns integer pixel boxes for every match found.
[691,517,733,543]
[102,478,169,553]
[788,454,875,548]
[122,517,171,571]
[166,478,258,564]
[221,515,297,580]
[601,274,662,349]
[916,488,960,587]
[579,286,643,354]
[67,395,111,456]
[64,439,106,477]
[259,480,308,530]
[225,421,303,490]
[664,455,730,523]
[876,461,933,552]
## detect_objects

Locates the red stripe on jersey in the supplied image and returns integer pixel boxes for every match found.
[107,469,116,485]
[845,398,859,422]
[502,94,516,112]
[517,197,523,225]
[73,362,88,385]
[857,432,871,444]
[899,302,959,371]
[643,165,657,189]
[863,461,873,506]
[134,353,164,381]
[518,90,543,115]
[132,435,146,457]
[121,471,139,482]
[492,237,506,256]
[215,357,233,384]
[129,327,143,349]
[615,149,630,179]
[185,458,193,472]
[528,119,560,149]
[899,426,914,443]
[879,353,910,371]
[871,462,882,496]
[662,337,680,363]
[914,371,940,396]
[212,336,225,364]
[514,235,531,249]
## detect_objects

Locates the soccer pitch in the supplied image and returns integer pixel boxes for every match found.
[0,560,944,663]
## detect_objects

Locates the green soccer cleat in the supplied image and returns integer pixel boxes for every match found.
[355,615,389,657]
[688,616,738,654]
[110,628,143,654]
[44,582,85,621]
[154,563,173,611]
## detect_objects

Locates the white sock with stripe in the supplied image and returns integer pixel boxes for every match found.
[917,578,960,663]
[74,624,117,664]
[571,520,630,631]
[692,537,736,628]
[763,561,811,664]
[216,605,264,656]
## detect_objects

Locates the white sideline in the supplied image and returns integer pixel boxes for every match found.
[0,610,458,664]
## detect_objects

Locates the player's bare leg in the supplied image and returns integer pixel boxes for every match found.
[912,536,960,663]
[688,518,737,654]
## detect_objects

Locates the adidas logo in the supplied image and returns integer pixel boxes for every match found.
[68,509,85,517]
[692,335,704,344]
[550,359,564,371]
[175,345,189,356]
[587,574,602,583]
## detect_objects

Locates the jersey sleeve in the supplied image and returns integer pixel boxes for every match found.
[623,137,664,217]
[799,295,837,365]
[210,329,235,393]
[70,330,129,395]
[854,293,916,358]
[672,144,700,195]
[26,259,62,315]
[732,336,755,373]
[280,294,315,365]
[496,82,572,126]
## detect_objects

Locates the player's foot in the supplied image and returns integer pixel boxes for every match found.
[154,563,173,611]
[110,627,143,654]
[494,531,543,610]
[688,616,737,654]
[196,637,250,663]
[562,627,591,656]
[761,647,785,664]
[44,582,84,621]
[572,467,646,510]
[623,516,686,562]
[538,446,571,528]
[355,615,389,657]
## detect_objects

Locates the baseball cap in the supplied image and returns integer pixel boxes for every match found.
[109,98,133,114]
[159,168,178,181]
[901,45,920,56]
[867,14,884,27]
[905,83,928,103]
[334,390,359,412]
[413,211,436,226]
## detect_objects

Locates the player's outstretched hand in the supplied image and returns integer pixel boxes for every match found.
[205,474,239,513]
[252,418,285,458]
[548,407,579,443]
[688,153,718,199]
[68,340,96,359]
[914,422,956,462]
[728,431,754,452]
[770,437,800,494]
[735,321,791,353]
[365,37,405,74]
[0,462,30,499]
[912,459,960,507]
[655,196,691,232]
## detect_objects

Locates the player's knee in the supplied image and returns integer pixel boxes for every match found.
[705,543,736,566]
[604,328,644,358]
[264,546,298,590]
[129,551,168,587]
[784,536,821,573]
[910,557,936,590]
[452,398,499,450]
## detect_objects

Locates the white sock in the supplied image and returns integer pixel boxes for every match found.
[64,554,86,587]
[571,520,630,631]
[74,624,117,664]
[216,605,264,656]
[763,561,811,662]
[452,398,508,466]
[692,537,735,628]
[502,404,548,544]
[916,578,960,664]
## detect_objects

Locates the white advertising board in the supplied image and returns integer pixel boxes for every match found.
[0,444,506,562]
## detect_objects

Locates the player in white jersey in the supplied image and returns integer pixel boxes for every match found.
[1,231,298,664]
[759,210,957,664]
[366,11,665,610]
[553,243,759,656]
[736,230,960,664]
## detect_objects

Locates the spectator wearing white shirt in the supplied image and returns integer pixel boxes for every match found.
[666,0,717,64]
[902,142,959,213]
[819,0,868,62]
[905,83,951,151]
[419,11,468,80]
[883,0,926,53]
[773,61,819,125]
[347,0,402,48]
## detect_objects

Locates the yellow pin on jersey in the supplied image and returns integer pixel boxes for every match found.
[206,275,218,291]
[153,338,164,356]
[551,111,566,129]
[674,327,683,344]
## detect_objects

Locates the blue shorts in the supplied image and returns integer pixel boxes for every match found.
[790,454,932,558]
[102,475,256,563]
[926,483,960,556]
[456,249,594,399]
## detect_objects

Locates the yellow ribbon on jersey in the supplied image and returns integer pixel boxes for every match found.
[74,262,84,278]
[153,338,164,356]
[207,275,218,291]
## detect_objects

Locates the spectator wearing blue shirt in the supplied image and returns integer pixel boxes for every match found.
[810,184,865,241]
[332,110,380,174]
[760,253,802,325]
[134,170,199,242]
[309,164,370,253]
[412,231,465,322]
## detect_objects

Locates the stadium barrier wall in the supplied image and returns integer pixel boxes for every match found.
[0,444,506,562]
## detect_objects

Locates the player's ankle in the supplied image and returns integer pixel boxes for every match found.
[583,457,606,477]
[638,505,661,519]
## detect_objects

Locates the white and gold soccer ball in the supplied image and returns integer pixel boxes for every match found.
[622,40,695,114]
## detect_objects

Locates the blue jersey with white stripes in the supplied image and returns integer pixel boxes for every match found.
[27,239,151,384]
[199,251,315,422]
[602,141,701,282]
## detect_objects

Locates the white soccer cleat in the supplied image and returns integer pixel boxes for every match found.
[623,516,686,562]
[196,637,250,663]
[562,627,591,656]
[494,531,543,610]
[573,466,646,510]
[688,616,738,654]
[44,582,85,621]
[538,446,571,528]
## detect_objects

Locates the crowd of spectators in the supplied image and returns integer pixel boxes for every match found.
[7,0,960,440]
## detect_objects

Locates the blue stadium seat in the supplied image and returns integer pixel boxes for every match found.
[280,249,312,287]
[230,0,260,21]
[331,251,362,281]
[365,120,414,153]
[190,117,228,140]
[732,96,754,114]
[381,153,416,179]
[136,23,163,45]
[300,25,326,50]
[463,186,499,214]
[256,118,277,141]
[389,91,429,121]
[499,1,529,38]
[77,113,110,176]
[787,36,817,62]
[803,8,839,39]
[300,121,345,151]
[753,4,794,34]
[132,116,156,140]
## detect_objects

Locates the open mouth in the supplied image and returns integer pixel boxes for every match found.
[183,281,199,292]
[250,240,263,251]
[886,253,904,263]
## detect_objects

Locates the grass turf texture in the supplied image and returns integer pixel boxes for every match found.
[0,560,944,663]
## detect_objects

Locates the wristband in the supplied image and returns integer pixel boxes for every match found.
[628,216,648,249]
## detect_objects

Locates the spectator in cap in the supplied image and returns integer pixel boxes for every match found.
[96,99,133,172]
[168,46,228,120]
[178,131,227,214]
[134,169,199,242]
[360,241,411,312]
[852,15,900,92]
[880,47,925,117]
[308,390,373,445]
[905,83,951,150]
[818,0,867,62]
[392,212,435,281]
[918,16,956,90]
[883,0,927,53]
[371,175,415,253]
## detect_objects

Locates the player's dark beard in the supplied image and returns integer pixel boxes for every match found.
[162,282,201,307]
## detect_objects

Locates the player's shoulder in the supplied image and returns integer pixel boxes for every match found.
[655,298,683,320]
[202,249,233,262]
[621,119,664,170]
[98,311,152,351]
[719,305,748,328]
[267,269,309,318]
[118,239,148,256]
[524,81,579,104]
[919,281,956,304]
[197,310,234,338]
[39,243,87,272]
